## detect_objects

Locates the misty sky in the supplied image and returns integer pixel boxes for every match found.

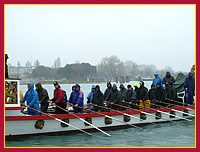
[5,5,195,72]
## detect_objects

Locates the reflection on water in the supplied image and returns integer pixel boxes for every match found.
[6,118,195,147]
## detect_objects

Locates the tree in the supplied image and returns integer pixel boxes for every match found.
[17,61,21,67]
[97,55,122,81]
[54,57,61,69]
[34,60,40,68]
[137,64,157,78]
[32,66,56,80]
[25,60,32,67]
[124,60,138,79]
[61,63,96,82]
[17,61,21,78]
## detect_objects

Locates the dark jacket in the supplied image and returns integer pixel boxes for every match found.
[155,87,165,101]
[120,88,127,100]
[35,83,49,104]
[106,88,121,104]
[125,89,136,102]
[134,87,140,100]
[165,87,177,100]
[148,89,156,100]
[93,90,104,111]
[184,72,195,96]
[93,90,104,105]
[35,83,49,112]
[163,72,175,87]
[103,87,112,100]
[138,86,148,101]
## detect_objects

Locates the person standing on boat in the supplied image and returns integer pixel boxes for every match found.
[86,85,96,110]
[125,84,136,109]
[50,81,66,114]
[148,84,156,108]
[35,83,49,113]
[106,84,121,110]
[103,81,112,101]
[148,84,156,101]
[163,72,177,103]
[68,85,76,109]
[68,85,76,103]
[184,72,195,105]
[163,72,175,87]
[5,54,9,78]
[68,84,84,113]
[119,84,127,100]
[152,72,163,88]
[119,84,127,110]
[155,82,166,107]
[20,82,40,115]
[133,82,140,100]
[92,85,104,112]
[137,81,148,109]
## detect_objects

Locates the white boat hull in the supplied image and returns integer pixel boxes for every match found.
[5,106,194,139]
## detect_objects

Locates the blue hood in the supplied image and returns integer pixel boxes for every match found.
[28,82,35,90]
[91,85,96,89]
[154,72,159,75]
[75,84,80,88]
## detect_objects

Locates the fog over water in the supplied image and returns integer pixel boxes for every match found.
[5,5,195,72]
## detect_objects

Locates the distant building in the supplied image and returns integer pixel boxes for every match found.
[8,66,34,79]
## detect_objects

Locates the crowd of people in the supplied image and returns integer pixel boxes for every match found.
[20,71,195,116]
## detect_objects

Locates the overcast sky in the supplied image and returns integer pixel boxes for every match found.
[5,5,195,72]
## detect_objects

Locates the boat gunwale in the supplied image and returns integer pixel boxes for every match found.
[5,106,193,121]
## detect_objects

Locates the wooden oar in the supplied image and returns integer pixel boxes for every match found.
[136,101,192,122]
[170,108,195,117]
[69,103,142,130]
[103,101,156,125]
[54,104,111,137]
[152,100,195,117]
[27,106,92,136]
[156,109,192,121]
[165,98,194,111]
[121,101,176,122]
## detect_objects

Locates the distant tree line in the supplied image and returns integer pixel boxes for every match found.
[9,55,178,83]
[32,63,96,83]
[97,55,176,82]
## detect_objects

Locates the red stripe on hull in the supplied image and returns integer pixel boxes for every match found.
[5,107,22,110]
[5,107,191,121]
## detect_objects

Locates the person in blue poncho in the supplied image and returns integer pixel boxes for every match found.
[152,72,163,88]
[68,84,84,113]
[20,82,40,115]
[184,72,195,105]
[86,85,96,110]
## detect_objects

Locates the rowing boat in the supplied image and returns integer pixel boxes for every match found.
[5,78,195,140]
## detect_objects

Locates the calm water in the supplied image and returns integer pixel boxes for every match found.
[6,119,195,147]
[5,81,195,147]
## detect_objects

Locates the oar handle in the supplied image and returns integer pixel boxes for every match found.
[55,104,112,137]
[157,110,192,122]
[120,101,175,122]
[27,106,92,136]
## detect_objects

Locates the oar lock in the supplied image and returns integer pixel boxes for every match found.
[34,120,45,129]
